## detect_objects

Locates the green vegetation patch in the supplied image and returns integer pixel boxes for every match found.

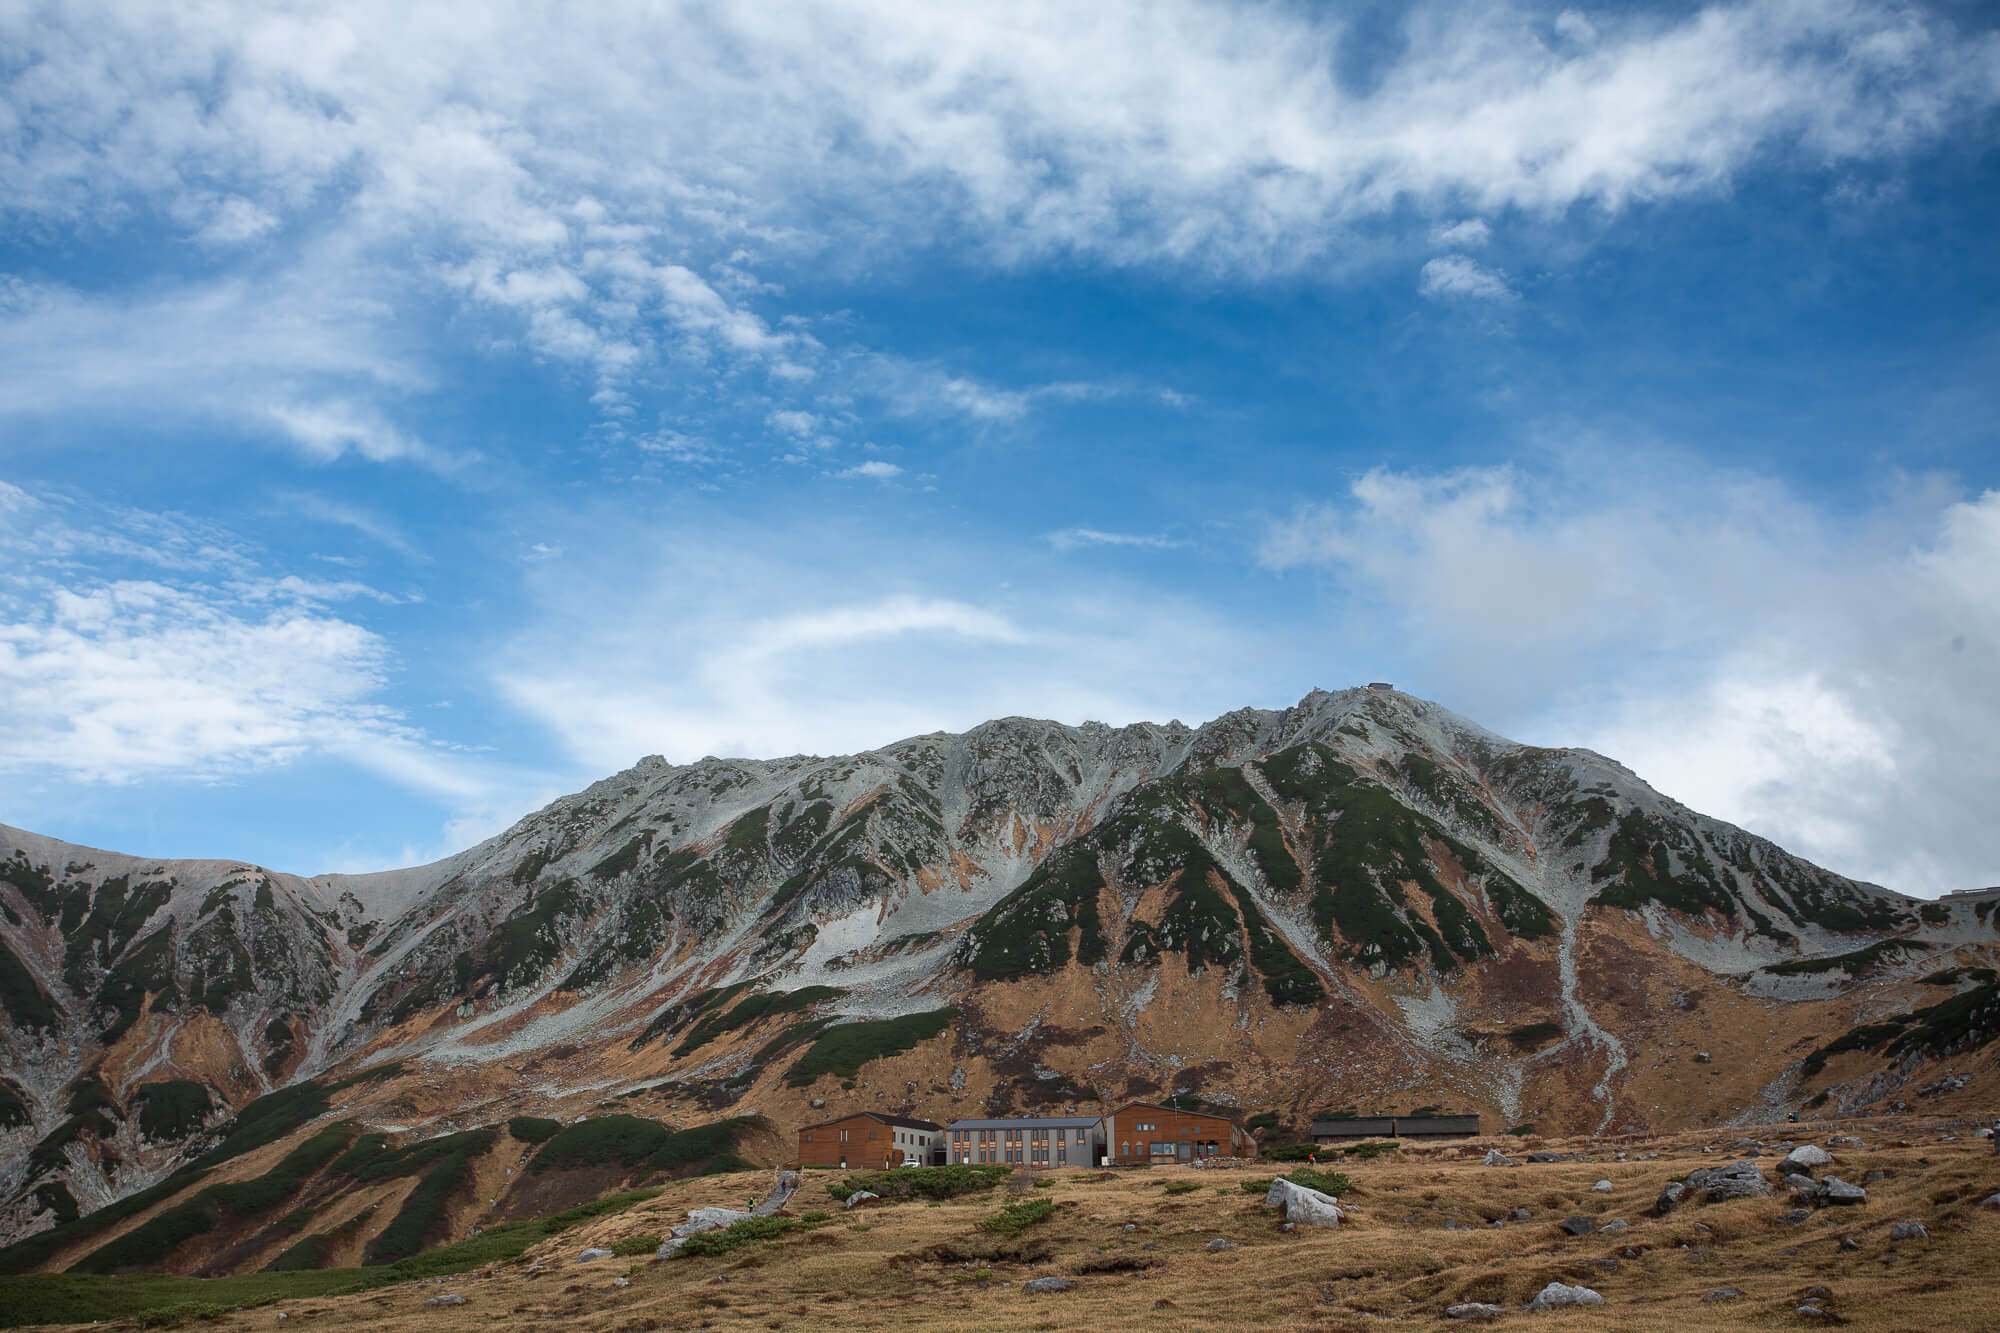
[1506,1021,1563,1049]
[671,985,844,1058]
[1588,812,1736,918]
[962,850,1108,981]
[134,1082,213,1142]
[1764,938,1931,977]
[785,1009,956,1086]
[674,1215,799,1259]
[977,1197,1054,1236]
[1241,1166,1352,1196]
[525,1114,762,1176]
[609,1233,662,1257]
[507,1116,562,1144]
[73,1123,356,1273]
[0,939,61,1032]
[0,1083,27,1130]
[826,1164,1009,1203]
[0,1190,664,1324]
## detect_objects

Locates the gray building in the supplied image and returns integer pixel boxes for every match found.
[1311,1114,1480,1143]
[946,1116,1105,1168]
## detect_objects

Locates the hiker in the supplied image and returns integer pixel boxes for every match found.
[1308,1151,1317,1166]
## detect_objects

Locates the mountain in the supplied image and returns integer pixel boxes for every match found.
[3,685,1996,1259]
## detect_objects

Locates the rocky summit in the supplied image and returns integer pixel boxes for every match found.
[3,685,1997,1254]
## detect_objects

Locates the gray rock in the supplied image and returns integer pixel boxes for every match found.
[424,1295,467,1307]
[1526,1152,1568,1163]
[1782,1173,1816,1192]
[1205,1238,1239,1251]
[1838,1236,1861,1251]
[1265,1177,1344,1228]
[1591,1180,1614,1193]
[1685,1160,1773,1202]
[1779,1208,1810,1224]
[678,1207,754,1234]
[1864,1169,1893,1183]
[1656,1182,1688,1215]
[576,1248,613,1262]
[1446,1303,1506,1320]
[843,1192,879,1211]
[1798,1305,1831,1320]
[1508,1207,1532,1221]
[1483,1149,1516,1167]
[1980,1193,2000,1210]
[1890,1221,1928,1240]
[1972,1127,1992,1140]
[1815,1177,1867,1207]
[1558,1215,1595,1236]
[611,1277,629,1289]
[654,1237,686,1260]
[1529,1282,1604,1310]
[1781,1144,1833,1172]
[1702,1288,1745,1302]
[1598,1219,1629,1234]
[1023,1277,1075,1293]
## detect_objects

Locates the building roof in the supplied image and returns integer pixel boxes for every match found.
[946,1116,1103,1130]
[798,1111,942,1133]
[1111,1102,1243,1126]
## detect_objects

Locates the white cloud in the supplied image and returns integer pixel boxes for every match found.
[6,0,1993,459]
[837,460,903,480]
[490,515,1276,773]
[1419,254,1516,301]
[1261,462,2000,896]
[0,486,545,846]
[1045,528,1187,551]
[1429,218,1492,247]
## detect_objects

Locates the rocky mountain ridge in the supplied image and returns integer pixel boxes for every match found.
[4,686,1996,1250]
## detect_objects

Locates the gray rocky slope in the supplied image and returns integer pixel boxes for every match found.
[2,686,1992,1242]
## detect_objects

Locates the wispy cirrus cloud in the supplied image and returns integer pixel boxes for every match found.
[1045,528,1188,552]
[7,0,1993,469]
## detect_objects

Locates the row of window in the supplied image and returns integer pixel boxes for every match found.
[949,1127,1091,1142]
[804,1127,936,1143]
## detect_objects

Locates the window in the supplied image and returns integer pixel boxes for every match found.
[839,1129,848,1142]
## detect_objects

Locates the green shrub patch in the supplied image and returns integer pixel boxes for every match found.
[784,1010,956,1086]
[977,1197,1054,1236]
[827,1164,1009,1203]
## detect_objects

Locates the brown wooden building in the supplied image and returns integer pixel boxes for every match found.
[796,1111,943,1169]
[1104,1102,1254,1164]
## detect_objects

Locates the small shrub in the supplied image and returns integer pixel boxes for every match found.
[1505,1125,1534,1137]
[1162,1181,1201,1195]
[508,1116,562,1144]
[977,1198,1054,1237]
[610,1233,662,1257]
[672,1216,800,1260]
[134,1303,231,1327]
[827,1164,1009,1203]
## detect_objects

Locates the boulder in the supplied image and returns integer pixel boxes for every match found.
[1890,1221,1928,1240]
[1557,1215,1595,1237]
[1529,1282,1604,1310]
[425,1295,467,1307]
[1782,1173,1816,1193]
[842,1192,879,1211]
[1526,1152,1568,1163]
[1980,1193,2000,1211]
[1508,1207,1532,1221]
[1815,1177,1867,1207]
[1483,1149,1516,1167]
[1591,1180,1614,1193]
[1023,1277,1075,1293]
[654,1237,687,1260]
[1655,1182,1687,1215]
[1265,1177,1344,1228]
[1684,1161,1773,1202]
[1778,1208,1810,1225]
[1446,1304,1506,1320]
[679,1207,754,1234]
[1702,1288,1745,1302]
[1781,1144,1833,1172]
[576,1248,613,1262]
[1598,1219,1629,1234]
[1205,1237,1240,1250]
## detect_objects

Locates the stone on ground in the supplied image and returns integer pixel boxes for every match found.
[1265,1176,1344,1228]
[1447,1303,1506,1319]
[424,1295,467,1307]
[1484,1149,1516,1167]
[1685,1161,1773,1202]
[1529,1282,1604,1310]
[1557,1215,1595,1236]
[576,1248,613,1262]
[1591,1180,1614,1193]
[1815,1177,1868,1207]
[1781,1144,1834,1171]
[1891,1221,1929,1240]
[1023,1276,1075,1293]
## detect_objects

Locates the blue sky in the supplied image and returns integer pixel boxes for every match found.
[2,0,1997,896]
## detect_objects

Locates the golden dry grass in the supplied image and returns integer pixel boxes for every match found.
[48,1116,2000,1333]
